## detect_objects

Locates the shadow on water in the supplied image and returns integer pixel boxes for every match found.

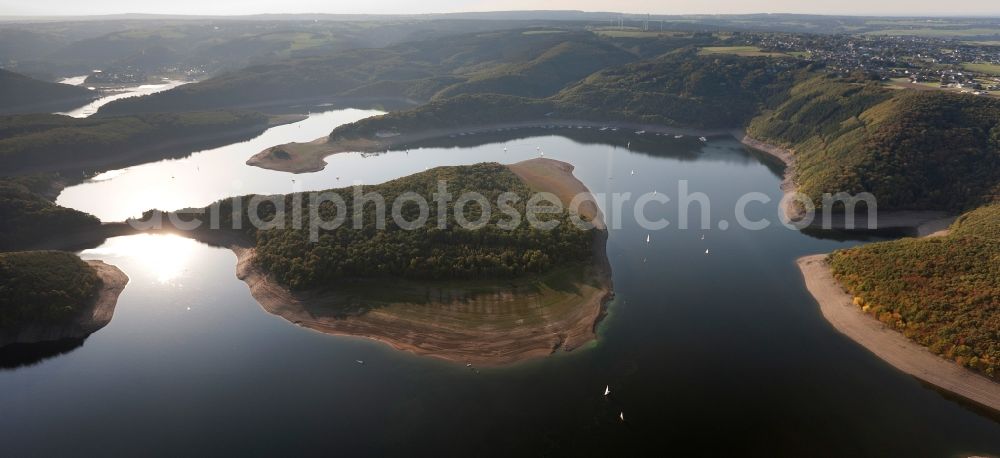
[799,225,912,242]
[915,377,1000,424]
[0,338,87,370]
[396,126,710,161]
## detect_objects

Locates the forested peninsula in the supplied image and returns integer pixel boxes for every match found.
[0,251,128,346]
[141,159,611,364]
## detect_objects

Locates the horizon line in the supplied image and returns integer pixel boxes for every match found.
[3,10,1000,20]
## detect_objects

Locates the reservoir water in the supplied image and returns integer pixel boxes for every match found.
[4,110,1000,456]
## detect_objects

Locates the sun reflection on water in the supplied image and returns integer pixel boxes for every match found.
[81,234,196,284]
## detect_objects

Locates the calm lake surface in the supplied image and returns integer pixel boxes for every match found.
[5,109,1000,456]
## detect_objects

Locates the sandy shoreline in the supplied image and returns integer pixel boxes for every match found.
[230,243,611,366]
[797,254,1000,412]
[0,260,129,347]
[507,158,605,230]
[247,118,734,174]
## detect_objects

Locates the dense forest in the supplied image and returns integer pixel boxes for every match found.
[748,75,1000,212]
[162,163,598,290]
[553,49,810,127]
[0,251,101,328]
[829,204,1000,379]
[0,175,100,251]
[0,111,274,174]
[331,50,811,139]
[0,69,96,115]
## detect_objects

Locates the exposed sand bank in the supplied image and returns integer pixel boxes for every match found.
[507,158,605,230]
[247,118,733,174]
[233,244,611,366]
[0,260,129,347]
[797,254,1000,412]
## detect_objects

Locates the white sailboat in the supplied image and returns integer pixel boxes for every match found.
[604,385,611,396]
[646,234,651,243]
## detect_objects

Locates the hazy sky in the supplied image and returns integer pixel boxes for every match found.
[2,0,998,17]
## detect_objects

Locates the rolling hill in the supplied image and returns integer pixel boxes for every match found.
[94,29,641,115]
[748,75,1000,212]
[0,69,96,114]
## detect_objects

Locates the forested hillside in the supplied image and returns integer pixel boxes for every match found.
[0,251,101,328]
[0,111,275,174]
[328,51,810,138]
[432,39,634,99]
[748,75,1000,212]
[829,204,1000,379]
[553,49,809,127]
[0,69,96,115]
[0,175,100,251]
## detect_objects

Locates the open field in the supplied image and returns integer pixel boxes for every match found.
[865,28,1000,38]
[522,29,567,35]
[886,78,999,97]
[698,46,788,57]
[593,29,691,38]
[964,41,1000,47]
[962,62,1000,76]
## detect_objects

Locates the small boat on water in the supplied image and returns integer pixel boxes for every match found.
[356,360,365,365]
[619,412,625,422]
[635,130,646,135]
[630,169,636,175]
[699,136,708,142]
[674,134,683,139]
[646,234,651,243]
[604,385,611,396]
